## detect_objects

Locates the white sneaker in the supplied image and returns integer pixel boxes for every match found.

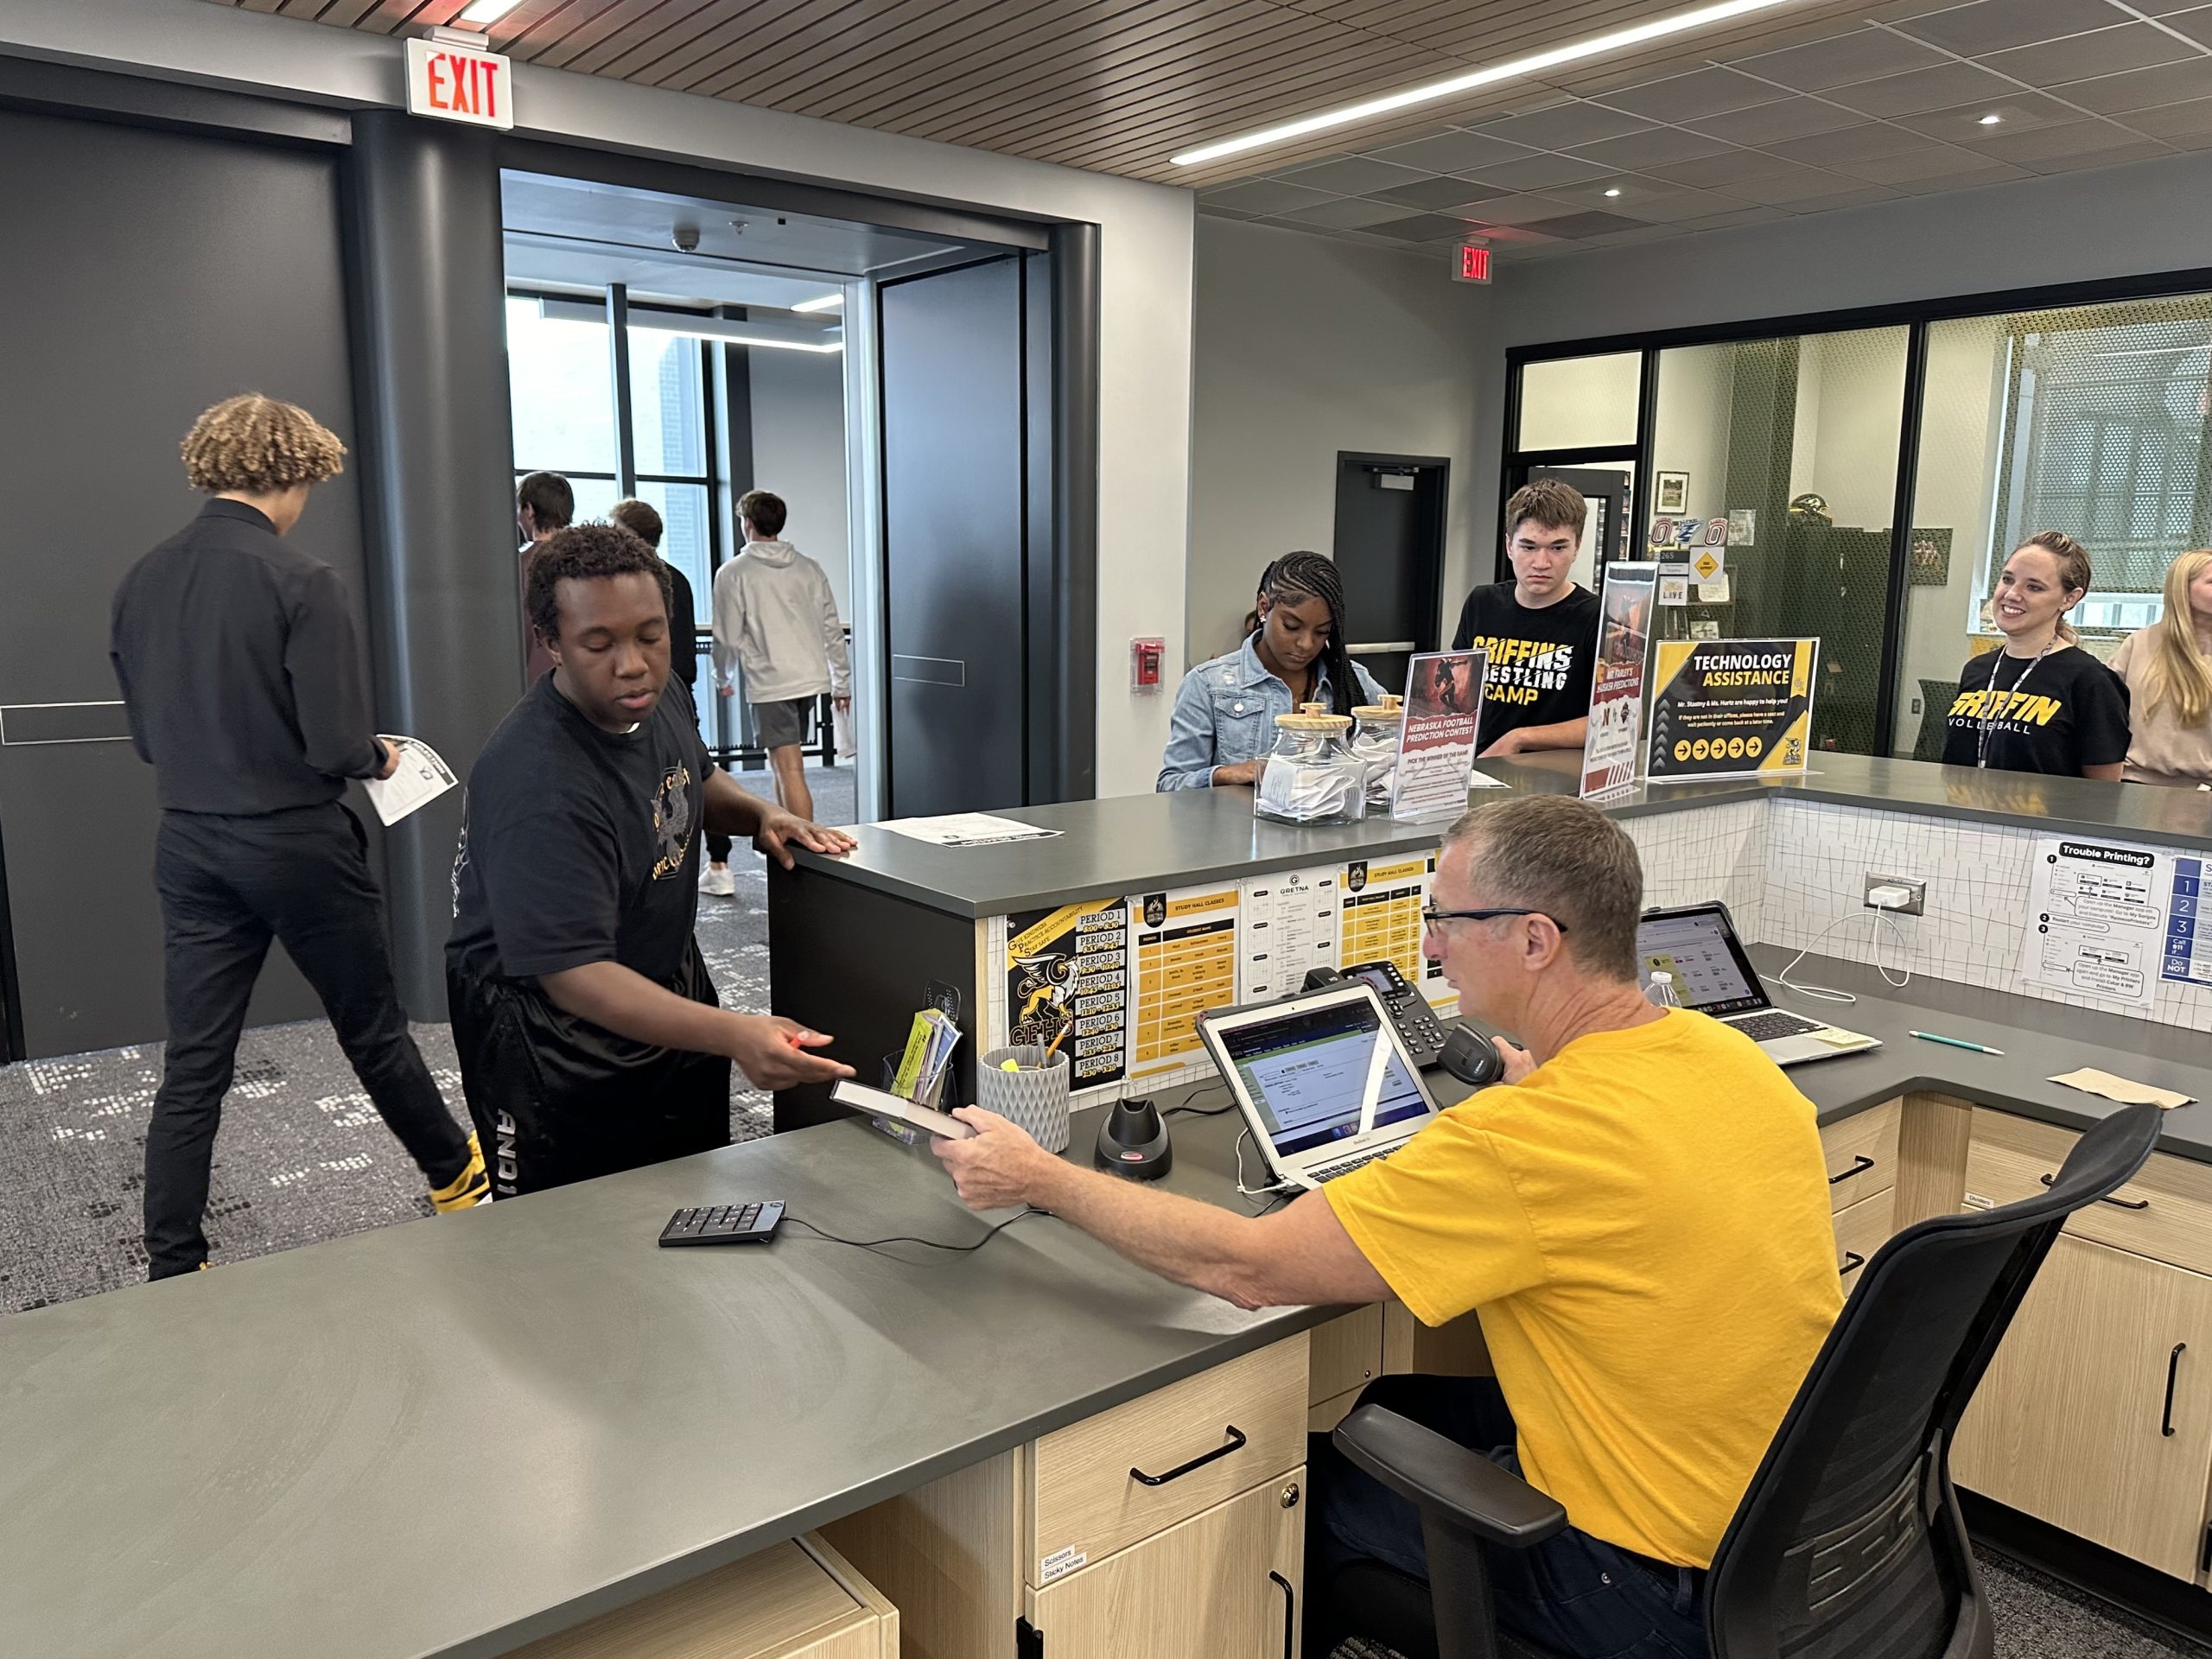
[699,862,736,897]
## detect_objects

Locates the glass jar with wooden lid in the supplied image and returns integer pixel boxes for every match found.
[1255,703,1367,826]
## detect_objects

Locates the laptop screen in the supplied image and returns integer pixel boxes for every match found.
[1215,997,1430,1160]
[1635,906,1770,1018]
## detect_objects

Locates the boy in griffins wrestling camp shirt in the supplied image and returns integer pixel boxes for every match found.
[1452,479,1601,759]
[448,523,856,1197]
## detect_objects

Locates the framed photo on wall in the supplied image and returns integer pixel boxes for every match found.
[1656,471,1689,514]
[1909,526,1952,587]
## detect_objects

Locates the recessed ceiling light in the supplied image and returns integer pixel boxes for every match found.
[1604,188,1622,197]
[1979,113,2003,125]
[791,293,844,313]
[1171,0,1805,167]
[458,0,522,21]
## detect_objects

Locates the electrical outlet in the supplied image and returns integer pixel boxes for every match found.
[1864,873,1926,917]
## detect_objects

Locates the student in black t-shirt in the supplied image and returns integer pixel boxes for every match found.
[1451,479,1603,759]
[448,524,857,1198]
[1939,531,2130,779]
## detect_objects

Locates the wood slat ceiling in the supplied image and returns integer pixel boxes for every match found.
[202,0,1907,185]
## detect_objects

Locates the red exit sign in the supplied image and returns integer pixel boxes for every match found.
[404,37,514,130]
[1453,244,1491,283]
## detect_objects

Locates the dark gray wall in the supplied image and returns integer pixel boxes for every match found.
[0,107,371,1058]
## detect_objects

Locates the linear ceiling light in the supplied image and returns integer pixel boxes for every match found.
[537,297,843,352]
[791,293,845,313]
[1170,0,1807,167]
[457,0,523,22]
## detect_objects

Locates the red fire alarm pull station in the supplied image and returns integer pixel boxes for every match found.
[1453,244,1491,283]
[1131,637,1166,690]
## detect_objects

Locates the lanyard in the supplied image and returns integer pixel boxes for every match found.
[1976,640,2053,769]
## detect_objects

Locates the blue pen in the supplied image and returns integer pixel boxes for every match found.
[1911,1030,2004,1056]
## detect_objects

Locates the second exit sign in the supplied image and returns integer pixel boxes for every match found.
[1453,243,1491,283]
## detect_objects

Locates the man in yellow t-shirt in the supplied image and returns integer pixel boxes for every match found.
[932,796,1842,1659]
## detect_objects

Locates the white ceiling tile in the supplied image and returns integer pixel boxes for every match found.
[1732,28,1952,92]
[1197,180,1343,214]
[1687,96,1869,145]
[1595,67,1794,120]
[2063,56,2212,112]
[1461,152,1615,191]
[1766,123,1942,165]
[1272,156,1433,197]
[1977,23,2196,86]
[1891,92,2086,141]
[1462,194,1586,226]
[1825,60,2034,118]
[1897,0,2139,56]
[1361,130,1541,175]
[1274,196,1421,230]
[2016,138,2176,171]
[1966,117,2168,161]
[1468,101,1658,150]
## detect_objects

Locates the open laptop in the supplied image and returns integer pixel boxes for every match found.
[1637,901,1880,1067]
[1196,983,1444,1189]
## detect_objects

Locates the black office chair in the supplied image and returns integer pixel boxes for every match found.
[1319,1102,2164,1659]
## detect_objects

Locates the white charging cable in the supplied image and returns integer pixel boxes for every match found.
[1774,902,1913,1006]
[1234,1128,1296,1204]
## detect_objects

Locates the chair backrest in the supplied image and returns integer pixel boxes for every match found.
[1705,1103,2162,1659]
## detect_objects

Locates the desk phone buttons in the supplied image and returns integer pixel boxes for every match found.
[659,1202,785,1246]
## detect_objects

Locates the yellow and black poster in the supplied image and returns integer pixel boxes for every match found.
[1647,638,1818,779]
[1006,896,1129,1087]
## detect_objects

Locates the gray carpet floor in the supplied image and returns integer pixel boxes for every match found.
[0,764,850,1314]
[2,760,2203,1657]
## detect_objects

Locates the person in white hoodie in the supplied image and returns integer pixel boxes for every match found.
[711,489,852,841]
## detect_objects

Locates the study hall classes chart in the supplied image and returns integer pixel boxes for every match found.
[988,853,1453,1104]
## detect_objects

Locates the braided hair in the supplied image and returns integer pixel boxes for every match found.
[1260,551,1360,717]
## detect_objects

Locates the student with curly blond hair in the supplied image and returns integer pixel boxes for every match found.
[111,394,488,1279]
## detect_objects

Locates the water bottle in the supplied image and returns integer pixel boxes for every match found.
[1645,969,1682,1010]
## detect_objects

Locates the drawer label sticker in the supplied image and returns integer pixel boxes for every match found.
[1039,1545,1087,1583]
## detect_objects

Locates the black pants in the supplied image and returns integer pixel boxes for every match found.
[144,804,472,1279]
[1308,1375,1709,1659]
[448,938,731,1198]
[705,833,732,863]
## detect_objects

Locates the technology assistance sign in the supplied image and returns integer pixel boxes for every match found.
[1647,638,1818,780]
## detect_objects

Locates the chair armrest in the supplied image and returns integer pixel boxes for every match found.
[1334,1404,1568,1549]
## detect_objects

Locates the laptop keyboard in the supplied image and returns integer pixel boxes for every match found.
[1731,1010,1827,1043]
[1309,1148,1395,1184]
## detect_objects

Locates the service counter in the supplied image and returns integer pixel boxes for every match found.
[3,757,2210,1657]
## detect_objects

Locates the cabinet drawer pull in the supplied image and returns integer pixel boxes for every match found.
[2040,1173,2150,1211]
[1840,1251,1866,1276]
[1828,1155,1875,1185]
[1130,1424,1246,1486]
[1269,1570,1295,1659]
[2164,1344,2186,1439]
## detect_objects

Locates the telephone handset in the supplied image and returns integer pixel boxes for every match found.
[1303,959,1448,1070]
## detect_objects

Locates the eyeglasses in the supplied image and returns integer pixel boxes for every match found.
[1421,904,1567,934]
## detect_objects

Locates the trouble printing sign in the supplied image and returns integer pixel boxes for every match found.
[2021,838,2173,1010]
[1647,638,1817,780]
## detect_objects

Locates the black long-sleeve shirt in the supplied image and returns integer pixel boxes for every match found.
[111,498,385,814]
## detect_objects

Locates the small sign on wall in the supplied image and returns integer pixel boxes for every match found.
[404,37,514,130]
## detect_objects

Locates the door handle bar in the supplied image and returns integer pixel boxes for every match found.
[2040,1173,2149,1211]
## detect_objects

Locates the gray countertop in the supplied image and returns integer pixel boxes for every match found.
[5,951,2211,1659]
[797,753,2212,920]
[809,752,2212,925]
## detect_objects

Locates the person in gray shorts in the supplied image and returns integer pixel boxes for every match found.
[710,489,851,827]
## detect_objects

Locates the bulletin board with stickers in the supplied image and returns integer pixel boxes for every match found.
[984,855,1459,1105]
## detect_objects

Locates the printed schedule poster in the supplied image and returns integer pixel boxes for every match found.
[2020,838,2171,1010]
[1647,638,1817,780]
[1341,855,1453,1010]
[1131,886,1240,1078]
[2167,857,2210,986]
[1005,896,1131,1088]
[1239,865,1344,1003]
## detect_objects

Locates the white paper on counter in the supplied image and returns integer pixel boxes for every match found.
[876,812,1063,848]
[363,735,456,826]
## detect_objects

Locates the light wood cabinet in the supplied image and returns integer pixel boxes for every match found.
[1024,1470,1305,1659]
[1818,1097,1901,1214]
[1964,1108,2212,1276]
[505,1534,898,1659]
[1952,1234,2212,1580]
[1027,1335,1307,1586]
[1308,1307,1383,1405]
[1830,1187,1893,1297]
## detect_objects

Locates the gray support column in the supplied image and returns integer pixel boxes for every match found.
[1044,220,1100,804]
[345,111,518,1016]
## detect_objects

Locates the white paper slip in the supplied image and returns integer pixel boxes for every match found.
[1465,769,1509,789]
[875,812,1064,848]
[362,735,457,827]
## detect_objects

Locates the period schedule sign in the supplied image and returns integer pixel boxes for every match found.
[405,37,514,130]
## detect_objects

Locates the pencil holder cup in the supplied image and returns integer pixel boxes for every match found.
[977,1046,1073,1154]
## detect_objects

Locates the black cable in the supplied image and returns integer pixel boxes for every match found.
[783,1208,1042,1257]
[1164,1080,1236,1118]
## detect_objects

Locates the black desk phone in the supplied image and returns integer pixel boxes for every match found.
[1304,959,1448,1069]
